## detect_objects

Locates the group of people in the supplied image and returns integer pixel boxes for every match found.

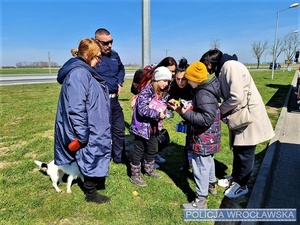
[52,28,275,208]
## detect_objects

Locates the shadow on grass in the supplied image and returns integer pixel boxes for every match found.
[213,146,268,225]
[124,133,228,203]
[265,84,291,108]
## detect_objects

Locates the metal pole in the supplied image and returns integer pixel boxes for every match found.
[48,52,51,74]
[271,3,299,79]
[271,11,278,79]
[142,0,150,68]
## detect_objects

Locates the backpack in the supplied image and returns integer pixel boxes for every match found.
[131,69,144,95]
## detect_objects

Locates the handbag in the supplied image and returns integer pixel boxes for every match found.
[227,89,253,130]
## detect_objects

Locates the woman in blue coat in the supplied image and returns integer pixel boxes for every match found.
[54,38,111,204]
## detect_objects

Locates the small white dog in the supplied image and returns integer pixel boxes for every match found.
[34,160,84,193]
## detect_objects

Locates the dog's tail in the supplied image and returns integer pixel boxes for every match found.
[34,160,48,169]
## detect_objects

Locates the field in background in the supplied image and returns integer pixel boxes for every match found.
[1,64,299,75]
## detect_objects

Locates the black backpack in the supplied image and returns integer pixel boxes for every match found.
[131,69,144,95]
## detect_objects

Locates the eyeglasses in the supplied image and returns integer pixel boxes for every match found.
[94,55,102,61]
[97,39,113,46]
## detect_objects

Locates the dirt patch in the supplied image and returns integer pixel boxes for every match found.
[267,107,278,114]
[40,130,54,140]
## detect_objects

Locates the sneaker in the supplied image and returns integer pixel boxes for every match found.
[218,176,232,188]
[180,197,207,209]
[224,182,248,198]
[208,183,217,195]
[154,154,166,163]
[154,163,160,169]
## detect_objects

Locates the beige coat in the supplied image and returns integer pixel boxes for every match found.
[218,60,275,146]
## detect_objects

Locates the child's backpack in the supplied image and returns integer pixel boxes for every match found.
[131,65,152,95]
[131,69,145,95]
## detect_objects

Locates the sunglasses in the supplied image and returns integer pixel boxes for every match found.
[97,39,113,46]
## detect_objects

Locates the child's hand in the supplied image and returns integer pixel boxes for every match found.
[172,105,188,115]
[159,112,166,119]
[178,106,189,115]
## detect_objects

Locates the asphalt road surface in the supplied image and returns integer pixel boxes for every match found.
[0,73,134,86]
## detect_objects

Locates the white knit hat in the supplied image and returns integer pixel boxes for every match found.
[154,66,172,81]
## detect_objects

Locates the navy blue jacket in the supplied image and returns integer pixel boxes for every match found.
[94,50,125,94]
[55,57,111,177]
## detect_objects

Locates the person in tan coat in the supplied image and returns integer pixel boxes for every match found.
[200,49,275,198]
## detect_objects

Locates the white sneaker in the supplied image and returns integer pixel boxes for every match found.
[154,154,166,163]
[224,182,248,198]
[217,176,232,188]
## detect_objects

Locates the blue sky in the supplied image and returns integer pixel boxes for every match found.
[1,0,299,67]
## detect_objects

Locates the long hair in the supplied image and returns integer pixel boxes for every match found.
[200,49,223,76]
[138,56,177,93]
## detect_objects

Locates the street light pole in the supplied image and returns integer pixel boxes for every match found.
[271,2,299,79]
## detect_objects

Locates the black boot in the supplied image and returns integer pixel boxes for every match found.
[96,177,106,190]
[84,177,110,204]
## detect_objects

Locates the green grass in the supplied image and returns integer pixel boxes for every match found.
[0,69,295,225]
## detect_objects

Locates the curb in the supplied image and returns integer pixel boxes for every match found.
[241,71,299,225]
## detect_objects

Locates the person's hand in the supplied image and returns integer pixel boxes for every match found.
[169,104,187,115]
[177,106,188,115]
[118,84,122,96]
[167,100,179,111]
[159,111,166,119]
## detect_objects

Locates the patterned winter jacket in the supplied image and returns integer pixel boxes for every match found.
[181,76,221,156]
[130,84,169,140]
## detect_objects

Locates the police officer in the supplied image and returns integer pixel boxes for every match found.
[95,28,126,164]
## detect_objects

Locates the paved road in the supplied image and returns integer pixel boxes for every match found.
[0,73,134,86]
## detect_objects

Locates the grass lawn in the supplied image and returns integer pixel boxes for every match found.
[0,69,295,225]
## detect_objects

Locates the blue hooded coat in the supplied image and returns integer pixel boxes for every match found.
[54,57,111,177]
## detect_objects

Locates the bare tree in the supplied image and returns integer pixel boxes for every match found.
[251,40,268,68]
[268,37,285,64]
[210,38,221,50]
[283,31,300,65]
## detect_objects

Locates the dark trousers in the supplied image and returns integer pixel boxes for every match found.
[232,145,256,186]
[110,97,125,163]
[132,134,157,165]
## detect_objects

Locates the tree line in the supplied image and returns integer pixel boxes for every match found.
[210,32,300,69]
[15,61,60,68]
